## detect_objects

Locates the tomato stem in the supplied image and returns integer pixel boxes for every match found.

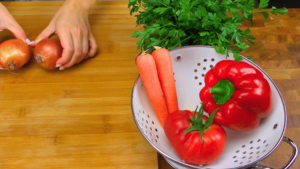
[182,103,219,143]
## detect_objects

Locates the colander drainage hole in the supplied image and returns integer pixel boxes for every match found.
[147,114,150,118]
[258,139,261,142]
[243,151,246,154]
[242,156,246,159]
[250,152,253,155]
[150,132,152,136]
[146,120,148,124]
[211,58,215,61]
[249,156,252,159]
[203,67,206,70]
[242,145,246,148]
[263,140,267,144]
[197,63,201,66]
[236,150,240,153]
[257,156,260,159]
[234,160,238,163]
[248,160,251,163]
[204,59,207,62]
[155,128,158,132]
[202,74,205,77]
[156,135,159,139]
[233,156,237,158]
[250,141,253,144]
[194,69,197,72]
[199,82,202,85]
[257,151,260,154]
[143,110,145,114]
[257,146,260,149]
[210,65,213,68]
[155,139,158,142]
[240,162,243,164]
[250,147,253,149]
[195,76,198,80]
[273,123,278,130]
[150,127,152,131]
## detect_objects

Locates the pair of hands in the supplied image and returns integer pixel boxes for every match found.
[0,0,98,70]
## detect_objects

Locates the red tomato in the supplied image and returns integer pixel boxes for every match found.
[34,38,62,70]
[164,109,227,165]
[0,39,31,70]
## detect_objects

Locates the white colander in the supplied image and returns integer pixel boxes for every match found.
[131,46,298,169]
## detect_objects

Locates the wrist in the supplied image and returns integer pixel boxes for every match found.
[65,0,96,12]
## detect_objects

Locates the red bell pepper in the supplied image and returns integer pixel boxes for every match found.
[199,60,272,131]
[164,104,227,165]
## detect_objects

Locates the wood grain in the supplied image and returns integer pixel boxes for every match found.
[0,1,299,169]
[0,1,155,169]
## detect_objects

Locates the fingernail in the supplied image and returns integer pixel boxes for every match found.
[59,67,65,71]
[56,64,61,68]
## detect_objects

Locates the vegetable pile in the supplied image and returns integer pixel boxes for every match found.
[136,47,273,165]
[129,0,288,61]
[0,38,64,71]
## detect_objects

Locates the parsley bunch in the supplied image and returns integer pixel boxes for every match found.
[128,0,288,61]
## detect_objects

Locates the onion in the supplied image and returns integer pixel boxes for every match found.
[0,39,31,70]
[34,38,62,70]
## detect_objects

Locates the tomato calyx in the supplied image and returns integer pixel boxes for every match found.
[182,103,219,142]
[210,80,235,105]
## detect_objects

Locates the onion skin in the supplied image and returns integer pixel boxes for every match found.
[0,39,31,70]
[34,39,62,70]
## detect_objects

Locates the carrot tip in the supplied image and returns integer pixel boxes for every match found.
[153,46,161,50]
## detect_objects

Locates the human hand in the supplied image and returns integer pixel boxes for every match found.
[0,3,27,41]
[0,3,27,70]
[30,0,98,70]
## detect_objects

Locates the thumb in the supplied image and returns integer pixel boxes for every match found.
[30,25,55,47]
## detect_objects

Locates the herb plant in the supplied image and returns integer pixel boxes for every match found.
[128,0,288,61]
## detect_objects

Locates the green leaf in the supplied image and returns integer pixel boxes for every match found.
[153,7,168,14]
[237,42,249,50]
[244,28,250,35]
[275,7,289,15]
[233,50,243,61]
[199,32,209,36]
[258,0,269,9]
[163,0,170,5]
[203,108,220,129]
[261,11,269,20]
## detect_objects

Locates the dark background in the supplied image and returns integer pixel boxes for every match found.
[267,0,300,8]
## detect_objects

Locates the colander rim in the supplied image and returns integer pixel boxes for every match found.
[131,45,287,169]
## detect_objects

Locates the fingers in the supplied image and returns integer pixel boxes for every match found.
[55,29,74,70]
[30,24,55,47]
[85,33,98,59]
[61,29,84,69]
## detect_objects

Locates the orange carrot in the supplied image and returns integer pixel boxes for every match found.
[136,51,169,126]
[152,47,179,114]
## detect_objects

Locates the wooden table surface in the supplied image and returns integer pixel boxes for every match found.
[0,1,299,169]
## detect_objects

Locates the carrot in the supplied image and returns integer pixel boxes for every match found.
[152,47,179,114]
[136,51,169,126]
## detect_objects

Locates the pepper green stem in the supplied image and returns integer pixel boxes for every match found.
[210,80,235,105]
